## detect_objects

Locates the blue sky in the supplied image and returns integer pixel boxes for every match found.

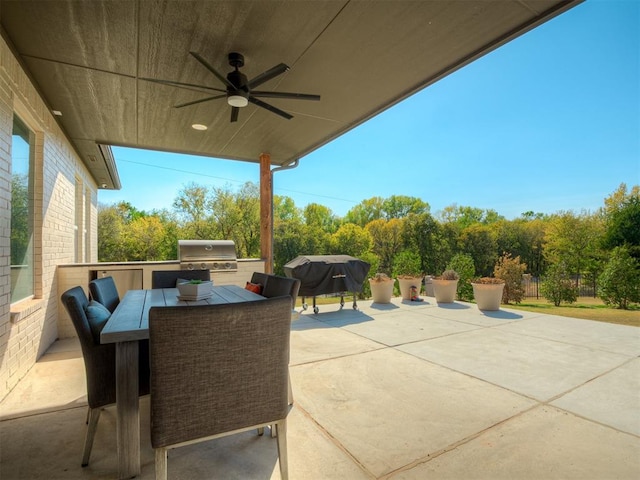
[100,0,639,220]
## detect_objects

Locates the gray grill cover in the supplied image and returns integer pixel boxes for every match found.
[284,255,371,297]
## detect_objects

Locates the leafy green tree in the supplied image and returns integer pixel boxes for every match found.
[209,185,241,242]
[401,213,439,275]
[597,246,640,309]
[540,262,578,306]
[304,203,339,233]
[602,183,640,216]
[173,184,217,239]
[329,223,372,258]
[447,253,475,301]
[520,211,548,220]
[172,183,208,223]
[392,250,422,277]
[544,211,604,285]
[431,222,458,274]
[274,195,301,225]
[459,224,497,276]
[494,253,526,304]
[381,195,429,219]
[98,203,127,261]
[152,209,180,260]
[273,223,300,274]
[602,196,640,260]
[237,183,261,258]
[521,218,547,277]
[366,218,403,274]
[492,218,545,275]
[123,216,170,261]
[344,197,384,227]
[438,204,503,229]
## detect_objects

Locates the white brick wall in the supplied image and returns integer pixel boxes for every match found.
[0,35,99,401]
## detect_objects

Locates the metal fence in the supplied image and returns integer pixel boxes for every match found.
[523,275,597,299]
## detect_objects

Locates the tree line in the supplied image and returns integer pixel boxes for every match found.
[98,182,640,309]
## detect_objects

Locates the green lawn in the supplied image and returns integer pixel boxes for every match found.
[503,297,640,327]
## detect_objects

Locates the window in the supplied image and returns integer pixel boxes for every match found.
[11,116,34,303]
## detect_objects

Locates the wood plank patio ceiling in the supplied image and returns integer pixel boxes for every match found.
[0,0,582,189]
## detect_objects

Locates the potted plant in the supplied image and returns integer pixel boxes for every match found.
[432,269,459,303]
[393,251,424,301]
[471,277,505,310]
[177,279,213,298]
[368,273,394,303]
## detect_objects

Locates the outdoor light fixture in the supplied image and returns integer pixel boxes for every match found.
[227,93,249,108]
[191,123,207,131]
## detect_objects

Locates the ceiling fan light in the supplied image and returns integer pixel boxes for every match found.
[228,94,248,107]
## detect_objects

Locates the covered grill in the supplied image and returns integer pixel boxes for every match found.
[284,255,370,313]
[178,240,238,272]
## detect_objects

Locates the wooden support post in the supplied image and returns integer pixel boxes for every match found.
[260,153,273,273]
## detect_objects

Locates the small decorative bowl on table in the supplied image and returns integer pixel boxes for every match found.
[176,280,213,301]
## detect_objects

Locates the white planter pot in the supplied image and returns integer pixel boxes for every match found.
[432,279,458,303]
[423,275,434,297]
[397,276,423,300]
[471,283,505,311]
[177,280,213,298]
[369,279,394,303]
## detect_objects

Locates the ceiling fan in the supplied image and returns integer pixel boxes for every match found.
[146,52,320,123]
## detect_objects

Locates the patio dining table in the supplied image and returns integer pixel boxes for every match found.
[100,284,265,479]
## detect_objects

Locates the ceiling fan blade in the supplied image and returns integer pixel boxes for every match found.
[230,107,239,123]
[140,77,226,95]
[248,96,293,120]
[189,51,235,89]
[174,94,226,109]
[248,63,289,89]
[251,91,320,101]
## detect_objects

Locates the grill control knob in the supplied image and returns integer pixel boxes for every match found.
[213,263,219,269]
[200,263,207,270]
[225,262,231,269]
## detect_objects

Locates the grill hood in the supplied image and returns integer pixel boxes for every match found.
[178,240,238,272]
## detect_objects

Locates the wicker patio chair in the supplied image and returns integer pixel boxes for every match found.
[148,296,292,480]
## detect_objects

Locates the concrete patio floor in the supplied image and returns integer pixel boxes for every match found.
[1,295,639,479]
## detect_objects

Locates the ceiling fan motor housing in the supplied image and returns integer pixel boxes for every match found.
[228,52,245,68]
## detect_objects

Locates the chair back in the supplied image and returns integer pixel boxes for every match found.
[89,276,120,313]
[61,286,116,409]
[149,296,292,448]
[151,269,211,289]
[250,271,269,287]
[262,275,300,309]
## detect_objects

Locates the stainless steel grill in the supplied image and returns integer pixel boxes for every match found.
[178,240,238,272]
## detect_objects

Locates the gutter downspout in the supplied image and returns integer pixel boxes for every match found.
[269,159,300,273]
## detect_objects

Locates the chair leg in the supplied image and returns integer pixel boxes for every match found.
[271,372,294,438]
[155,448,168,480]
[275,420,288,480]
[257,427,265,436]
[82,407,101,467]
[288,372,294,405]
